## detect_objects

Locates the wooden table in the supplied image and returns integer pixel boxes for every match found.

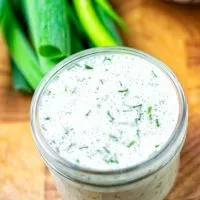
[1,0,200,199]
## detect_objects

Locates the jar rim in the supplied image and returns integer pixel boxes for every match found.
[30,47,188,176]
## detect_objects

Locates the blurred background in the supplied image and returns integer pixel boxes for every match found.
[0,0,200,199]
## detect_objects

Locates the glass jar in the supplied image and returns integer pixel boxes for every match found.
[30,47,188,200]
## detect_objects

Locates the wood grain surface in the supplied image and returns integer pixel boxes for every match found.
[1,0,200,199]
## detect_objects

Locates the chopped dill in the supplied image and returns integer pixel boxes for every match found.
[156,119,160,127]
[85,64,93,70]
[107,111,115,122]
[127,140,136,148]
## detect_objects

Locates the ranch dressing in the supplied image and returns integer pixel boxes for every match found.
[38,53,179,170]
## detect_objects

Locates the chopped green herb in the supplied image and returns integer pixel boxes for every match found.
[44,117,50,120]
[133,104,143,109]
[64,86,67,92]
[118,88,129,93]
[107,111,115,122]
[156,119,160,127]
[76,159,80,164]
[124,104,142,109]
[109,134,119,142]
[127,140,136,148]
[85,110,92,116]
[100,79,104,84]
[103,57,112,62]
[96,149,101,153]
[155,144,160,148]
[105,154,119,164]
[71,87,77,94]
[67,143,75,151]
[135,113,143,124]
[41,125,47,131]
[148,106,153,120]
[79,146,88,150]
[85,64,93,70]
[119,81,123,87]
[103,146,110,153]
[152,70,157,78]
[148,106,152,114]
[136,129,140,138]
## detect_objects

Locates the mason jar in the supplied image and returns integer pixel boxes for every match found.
[30,47,188,200]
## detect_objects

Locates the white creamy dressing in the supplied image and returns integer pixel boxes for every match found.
[38,53,179,170]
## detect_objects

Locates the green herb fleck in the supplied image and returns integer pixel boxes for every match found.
[105,154,119,164]
[156,119,160,127]
[72,87,77,94]
[107,111,115,122]
[127,140,136,148]
[109,135,119,142]
[148,106,153,120]
[124,104,142,109]
[152,70,157,78]
[155,144,160,148]
[103,57,112,62]
[42,125,47,131]
[45,117,50,120]
[103,147,110,153]
[118,89,129,93]
[76,159,80,164]
[136,129,140,138]
[67,143,75,151]
[135,113,143,124]
[79,146,88,150]
[100,79,104,84]
[133,104,143,109]
[85,64,93,70]
[85,110,92,116]
[64,86,67,92]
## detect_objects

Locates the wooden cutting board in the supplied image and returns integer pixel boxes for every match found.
[1,0,200,199]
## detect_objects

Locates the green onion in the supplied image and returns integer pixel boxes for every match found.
[2,3,43,89]
[11,60,33,93]
[0,0,6,24]
[95,0,126,29]
[70,23,85,54]
[24,0,70,59]
[66,1,84,36]
[39,57,59,74]
[94,1,123,45]
[73,0,117,46]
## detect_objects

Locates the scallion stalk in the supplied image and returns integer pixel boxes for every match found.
[23,0,70,65]
[94,1,123,45]
[1,2,43,89]
[73,0,118,46]
[95,0,126,29]
[11,60,33,93]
